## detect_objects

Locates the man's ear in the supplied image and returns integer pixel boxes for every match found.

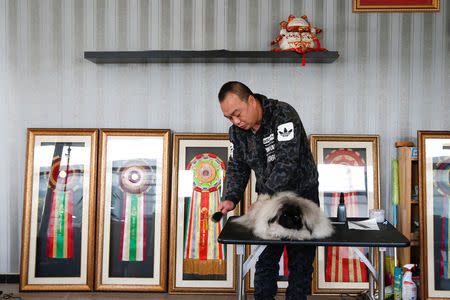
[248,95,257,107]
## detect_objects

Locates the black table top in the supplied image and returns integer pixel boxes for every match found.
[218,217,410,248]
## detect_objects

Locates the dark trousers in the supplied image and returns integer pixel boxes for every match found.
[254,244,316,300]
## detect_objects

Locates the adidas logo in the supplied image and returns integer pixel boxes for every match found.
[279,127,293,137]
[277,122,294,141]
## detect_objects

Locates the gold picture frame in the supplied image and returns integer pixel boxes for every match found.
[94,129,171,291]
[168,133,243,294]
[353,0,439,13]
[418,130,450,300]
[20,128,98,291]
[310,134,380,294]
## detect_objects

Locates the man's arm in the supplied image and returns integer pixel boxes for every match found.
[221,127,251,213]
[264,104,304,194]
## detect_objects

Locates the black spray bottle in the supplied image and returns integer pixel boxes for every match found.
[337,192,347,222]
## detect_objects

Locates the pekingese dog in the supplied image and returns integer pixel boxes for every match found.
[232,191,333,240]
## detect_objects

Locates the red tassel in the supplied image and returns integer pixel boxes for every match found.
[271,47,329,66]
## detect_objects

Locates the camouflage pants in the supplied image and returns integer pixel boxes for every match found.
[254,244,316,300]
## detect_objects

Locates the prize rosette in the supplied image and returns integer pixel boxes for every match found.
[190,153,225,192]
[183,153,227,276]
[119,161,154,194]
[434,157,450,197]
[118,159,155,262]
[46,155,81,259]
[324,148,366,217]
[434,157,450,279]
[324,148,368,283]
[325,148,366,167]
[48,156,81,191]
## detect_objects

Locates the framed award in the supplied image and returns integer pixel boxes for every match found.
[20,128,98,291]
[310,134,380,294]
[418,130,450,299]
[94,129,170,291]
[169,133,245,294]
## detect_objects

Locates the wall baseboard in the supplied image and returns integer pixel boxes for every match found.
[0,274,19,283]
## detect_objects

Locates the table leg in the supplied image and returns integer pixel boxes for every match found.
[243,245,266,277]
[351,247,378,300]
[236,245,245,300]
[368,247,375,300]
[378,247,386,300]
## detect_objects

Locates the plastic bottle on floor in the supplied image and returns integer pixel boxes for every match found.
[402,264,417,300]
[393,266,402,300]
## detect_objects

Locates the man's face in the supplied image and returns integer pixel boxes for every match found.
[220,93,257,130]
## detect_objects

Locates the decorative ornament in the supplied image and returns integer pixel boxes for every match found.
[271,14,327,66]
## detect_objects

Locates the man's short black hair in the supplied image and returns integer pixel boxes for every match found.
[218,81,253,103]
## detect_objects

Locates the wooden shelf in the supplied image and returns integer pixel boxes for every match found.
[397,144,421,267]
[84,49,339,64]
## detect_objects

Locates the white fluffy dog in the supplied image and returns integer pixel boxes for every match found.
[232,191,333,240]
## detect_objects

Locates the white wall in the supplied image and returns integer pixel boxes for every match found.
[0,0,448,273]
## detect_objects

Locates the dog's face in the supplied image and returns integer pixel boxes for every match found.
[268,203,303,230]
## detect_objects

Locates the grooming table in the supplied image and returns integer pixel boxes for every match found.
[218,217,409,300]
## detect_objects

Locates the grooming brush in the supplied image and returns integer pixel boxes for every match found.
[211,212,223,223]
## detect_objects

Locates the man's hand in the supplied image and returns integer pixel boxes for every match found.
[217,200,235,215]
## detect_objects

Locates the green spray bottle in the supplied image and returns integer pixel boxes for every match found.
[393,266,402,300]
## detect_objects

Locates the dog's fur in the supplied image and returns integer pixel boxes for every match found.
[232,191,333,240]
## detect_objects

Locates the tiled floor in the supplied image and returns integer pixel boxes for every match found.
[0,284,362,300]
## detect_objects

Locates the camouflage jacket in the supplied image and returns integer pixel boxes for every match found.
[223,94,319,206]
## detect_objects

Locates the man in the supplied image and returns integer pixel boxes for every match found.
[217,81,319,300]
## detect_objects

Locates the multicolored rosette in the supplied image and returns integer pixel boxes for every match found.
[324,148,366,217]
[119,160,154,194]
[118,159,155,262]
[435,157,450,197]
[190,153,225,192]
[324,148,368,283]
[46,155,81,259]
[184,153,226,264]
[435,157,450,279]
[48,156,81,192]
